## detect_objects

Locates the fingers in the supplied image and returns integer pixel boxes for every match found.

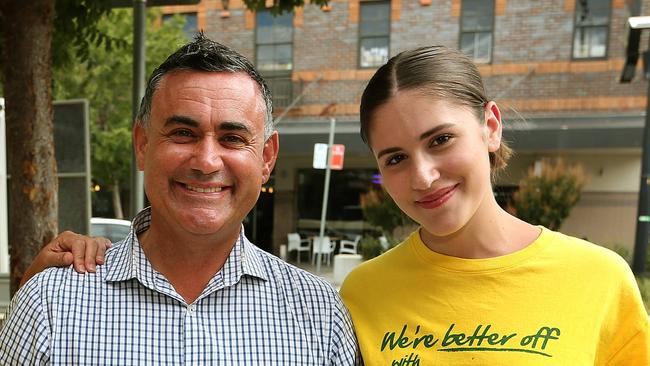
[84,237,111,272]
[54,231,112,274]
[95,238,112,265]
[20,231,114,291]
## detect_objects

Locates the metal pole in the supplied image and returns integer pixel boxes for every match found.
[317,117,336,274]
[130,0,146,218]
[633,46,650,274]
[0,98,8,274]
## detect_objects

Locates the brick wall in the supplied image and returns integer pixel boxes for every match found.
[166,0,650,118]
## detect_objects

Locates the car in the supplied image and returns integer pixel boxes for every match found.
[90,217,131,243]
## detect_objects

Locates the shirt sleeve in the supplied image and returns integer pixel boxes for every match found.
[0,275,50,365]
[328,293,361,366]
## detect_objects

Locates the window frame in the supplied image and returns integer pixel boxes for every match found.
[459,0,495,64]
[161,12,198,39]
[358,0,391,69]
[254,10,295,108]
[571,0,611,60]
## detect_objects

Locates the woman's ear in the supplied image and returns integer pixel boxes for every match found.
[484,101,503,153]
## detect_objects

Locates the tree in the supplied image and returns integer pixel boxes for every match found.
[0,0,329,295]
[360,187,412,237]
[54,10,187,219]
[512,158,588,230]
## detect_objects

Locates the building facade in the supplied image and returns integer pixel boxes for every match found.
[163,0,650,258]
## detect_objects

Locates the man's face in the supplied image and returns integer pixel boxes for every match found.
[133,70,278,242]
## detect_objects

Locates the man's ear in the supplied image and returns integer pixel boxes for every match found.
[484,101,503,153]
[261,131,279,184]
[133,122,148,171]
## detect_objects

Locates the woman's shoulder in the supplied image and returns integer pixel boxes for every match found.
[539,227,632,274]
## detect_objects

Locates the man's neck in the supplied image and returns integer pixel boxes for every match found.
[137,220,239,304]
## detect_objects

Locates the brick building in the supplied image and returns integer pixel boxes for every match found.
[164,0,650,257]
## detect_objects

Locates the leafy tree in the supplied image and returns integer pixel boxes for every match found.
[54,9,187,219]
[512,158,588,230]
[0,0,324,295]
[360,187,412,237]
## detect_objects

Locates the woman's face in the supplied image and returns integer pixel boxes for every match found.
[368,90,503,238]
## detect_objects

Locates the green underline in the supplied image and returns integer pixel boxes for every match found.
[438,347,552,357]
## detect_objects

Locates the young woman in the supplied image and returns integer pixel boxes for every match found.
[339,46,649,365]
[19,46,649,365]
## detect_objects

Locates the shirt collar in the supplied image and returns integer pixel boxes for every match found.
[103,207,269,286]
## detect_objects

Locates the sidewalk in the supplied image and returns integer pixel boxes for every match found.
[287,258,338,290]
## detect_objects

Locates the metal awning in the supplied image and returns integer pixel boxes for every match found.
[276,113,646,155]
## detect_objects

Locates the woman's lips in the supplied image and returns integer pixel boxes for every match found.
[415,184,459,209]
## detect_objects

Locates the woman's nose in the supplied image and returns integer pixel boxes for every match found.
[410,157,440,191]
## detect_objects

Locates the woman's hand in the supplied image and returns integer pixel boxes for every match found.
[19,231,112,288]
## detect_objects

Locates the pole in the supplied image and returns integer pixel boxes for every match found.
[633,47,650,274]
[130,0,146,218]
[317,117,336,274]
[0,98,7,274]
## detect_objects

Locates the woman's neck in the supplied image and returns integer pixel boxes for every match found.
[420,195,540,259]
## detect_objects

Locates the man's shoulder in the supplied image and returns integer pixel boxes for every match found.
[23,264,107,298]
[248,245,340,299]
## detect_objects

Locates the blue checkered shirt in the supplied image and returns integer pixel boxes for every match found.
[0,208,359,365]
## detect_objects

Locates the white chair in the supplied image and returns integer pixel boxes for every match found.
[287,233,310,263]
[339,235,361,254]
[312,236,335,266]
[379,236,390,251]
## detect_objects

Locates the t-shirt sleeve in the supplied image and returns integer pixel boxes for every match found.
[0,275,50,365]
[601,262,649,366]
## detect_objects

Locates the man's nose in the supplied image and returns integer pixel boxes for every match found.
[191,137,224,174]
[410,156,440,191]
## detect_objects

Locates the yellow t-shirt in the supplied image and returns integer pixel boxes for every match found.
[340,228,649,365]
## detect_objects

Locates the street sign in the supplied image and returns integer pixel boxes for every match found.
[313,143,328,169]
[330,144,345,170]
[111,0,200,8]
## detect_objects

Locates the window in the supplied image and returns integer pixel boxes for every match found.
[297,169,378,222]
[359,1,390,68]
[162,12,197,38]
[256,11,293,107]
[460,0,494,63]
[573,0,610,59]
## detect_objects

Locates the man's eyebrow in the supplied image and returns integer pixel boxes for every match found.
[164,115,199,128]
[219,121,251,134]
[163,117,252,134]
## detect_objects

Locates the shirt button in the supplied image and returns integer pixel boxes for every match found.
[187,304,196,313]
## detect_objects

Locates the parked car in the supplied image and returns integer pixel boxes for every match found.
[90,218,131,243]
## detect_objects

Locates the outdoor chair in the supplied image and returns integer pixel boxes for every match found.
[379,236,390,251]
[312,236,335,266]
[338,235,362,255]
[287,232,311,263]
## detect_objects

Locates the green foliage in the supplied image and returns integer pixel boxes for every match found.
[52,0,115,68]
[360,187,413,236]
[358,236,382,261]
[512,159,588,231]
[53,9,188,204]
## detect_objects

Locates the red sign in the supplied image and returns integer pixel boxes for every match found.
[330,144,345,170]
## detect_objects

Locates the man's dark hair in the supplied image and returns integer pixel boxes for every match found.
[136,33,274,138]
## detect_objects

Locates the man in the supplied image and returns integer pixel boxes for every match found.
[0,34,358,365]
